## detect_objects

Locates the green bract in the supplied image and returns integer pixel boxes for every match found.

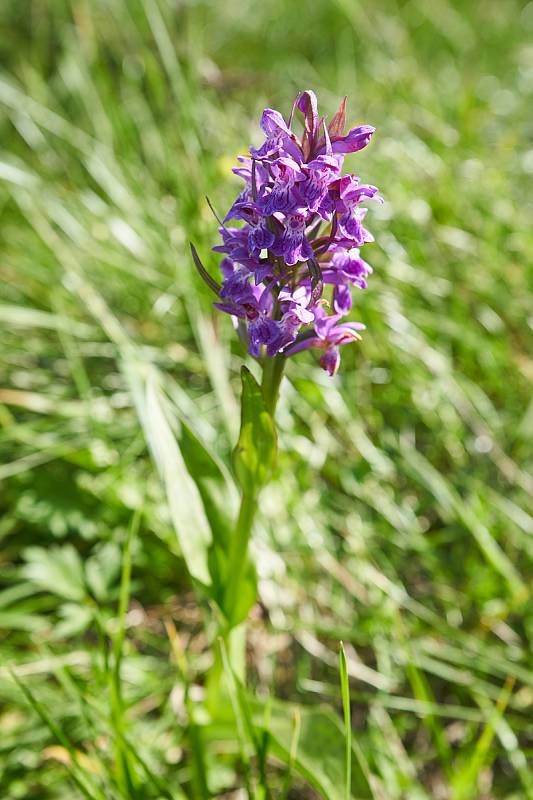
[232,367,278,494]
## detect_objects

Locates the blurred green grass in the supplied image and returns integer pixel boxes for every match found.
[0,0,532,797]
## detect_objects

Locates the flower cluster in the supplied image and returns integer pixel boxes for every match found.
[203,90,381,376]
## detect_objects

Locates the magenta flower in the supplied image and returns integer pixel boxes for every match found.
[332,284,352,315]
[259,157,305,215]
[327,124,376,154]
[299,154,341,215]
[333,176,381,245]
[272,213,314,266]
[194,90,380,376]
[248,315,288,357]
[251,108,302,161]
[326,247,373,289]
[285,310,365,376]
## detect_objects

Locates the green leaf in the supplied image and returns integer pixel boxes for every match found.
[190,242,221,295]
[125,359,213,588]
[339,642,352,800]
[232,367,277,494]
[219,638,254,770]
[179,423,255,620]
[178,420,240,608]
[0,611,48,633]
[230,561,257,625]
[178,422,236,552]
[86,542,122,601]
[54,603,94,639]
[22,545,86,602]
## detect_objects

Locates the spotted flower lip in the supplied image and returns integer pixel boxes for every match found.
[199,89,380,375]
[271,213,314,266]
[259,156,306,215]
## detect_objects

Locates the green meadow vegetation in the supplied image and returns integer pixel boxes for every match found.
[1,0,532,797]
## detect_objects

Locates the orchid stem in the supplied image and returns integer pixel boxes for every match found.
[224,487,257,620]
[208,486,257,717]
[261,353,286,416]
[209,355,285,717]
[225,354,285,620]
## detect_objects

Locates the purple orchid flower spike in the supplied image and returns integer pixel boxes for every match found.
[188,92,383,706]
[193,89,380,376]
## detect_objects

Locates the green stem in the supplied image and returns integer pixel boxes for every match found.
[261,353,286,416]
[224,487,257,619]
[209,356,286,715]
[224,355,286,621]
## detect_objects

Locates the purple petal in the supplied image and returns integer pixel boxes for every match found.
[259,108,292,138]
[338,321,366,331]
[330,125,375,154]
[283,336,320,356]
[213,301,247,319]
[314,312,342,340]
[333,284,352,315]
[320,346,341,376]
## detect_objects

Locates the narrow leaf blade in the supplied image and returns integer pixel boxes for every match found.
[125,360,213,587]
[190,242,221,295]
[339,642,352,800]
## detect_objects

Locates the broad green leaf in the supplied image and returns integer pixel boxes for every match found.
[219,638,253,768]
[177,420,256,619]
[232,367,277,494]
[0,611,49,633]
[125,360,213,588]
[178,421,235,552]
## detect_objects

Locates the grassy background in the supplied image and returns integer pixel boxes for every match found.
[1,0,532,797]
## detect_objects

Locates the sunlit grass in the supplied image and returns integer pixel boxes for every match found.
[1,0,532,797]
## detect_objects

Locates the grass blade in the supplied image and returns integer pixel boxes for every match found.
[339,642,351,800]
